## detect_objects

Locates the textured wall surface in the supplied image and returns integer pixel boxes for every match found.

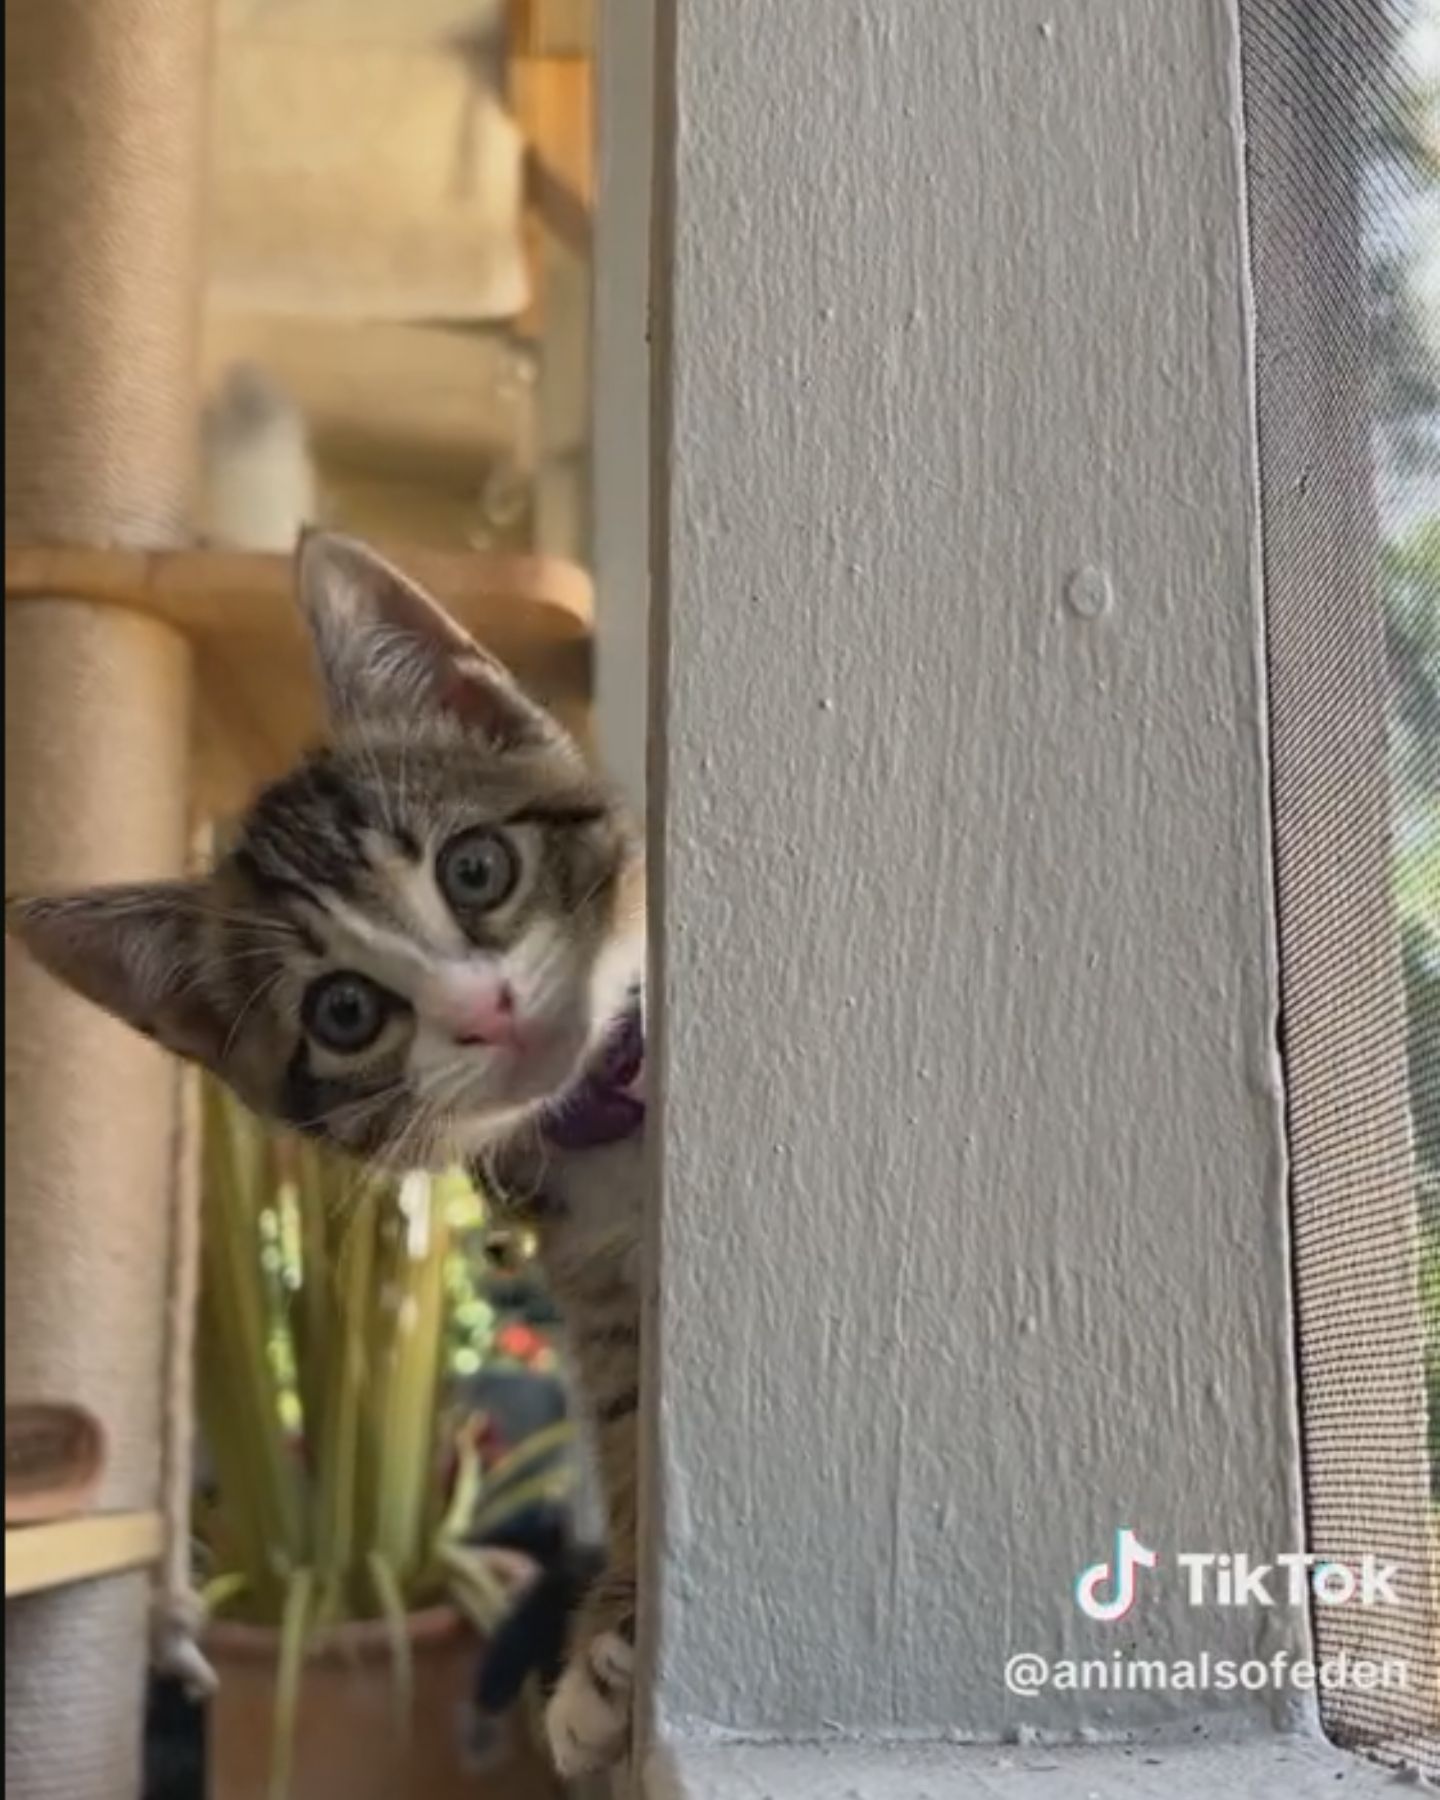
[651,1739,1406,1800]
[648,0,1303,1745]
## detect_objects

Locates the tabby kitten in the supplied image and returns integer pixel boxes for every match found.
[8,533,646,1779]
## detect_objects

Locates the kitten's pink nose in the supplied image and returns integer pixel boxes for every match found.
[438,975,519,1048]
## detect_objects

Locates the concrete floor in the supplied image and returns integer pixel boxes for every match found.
[649,1732,1431,1798]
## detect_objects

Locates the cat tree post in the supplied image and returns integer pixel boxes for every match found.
[5,3,210,1797]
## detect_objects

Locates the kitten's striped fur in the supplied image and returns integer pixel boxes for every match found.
[8,534,646,1777]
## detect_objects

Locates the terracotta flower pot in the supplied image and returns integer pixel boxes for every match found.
[206,1587,560,1800]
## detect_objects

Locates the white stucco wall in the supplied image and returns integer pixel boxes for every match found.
[645,0,1306,1760]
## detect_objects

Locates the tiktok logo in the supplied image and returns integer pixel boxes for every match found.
[1075,1528,1159,1623]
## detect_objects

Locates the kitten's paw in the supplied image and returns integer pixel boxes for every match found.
[545,1629,634,1778]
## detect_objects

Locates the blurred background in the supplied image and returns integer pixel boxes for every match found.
[8,0,616,1790]
[200,0,592,563]
[181,6,599,1796]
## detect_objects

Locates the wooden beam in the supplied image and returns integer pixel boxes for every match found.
[6,1513,163,1600]
[509,0,594,59]
[5,545,591,652]
[507,0,594,343]
[6,545,594,817]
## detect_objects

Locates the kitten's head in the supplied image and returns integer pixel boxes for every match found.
[8,534,643,1165]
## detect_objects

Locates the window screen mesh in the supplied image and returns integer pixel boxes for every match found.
[1241,0,1439,1772]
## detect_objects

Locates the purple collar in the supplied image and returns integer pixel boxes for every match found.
[538,1002,645,1151]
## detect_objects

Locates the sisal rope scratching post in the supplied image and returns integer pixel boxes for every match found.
[6,2,211,1796]
[5,0,211,544]
[5,613,194,1797]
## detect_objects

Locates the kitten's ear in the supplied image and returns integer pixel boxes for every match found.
[295,531,561,746]
[7,883,229,1069]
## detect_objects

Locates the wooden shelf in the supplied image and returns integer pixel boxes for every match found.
[508,0,594,340]
[5,544,594,816]
[6,1511,163,1599]
[5,544,591,657]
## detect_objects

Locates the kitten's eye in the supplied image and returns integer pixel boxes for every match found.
[303,972,389,1054]
[437,827,519,913]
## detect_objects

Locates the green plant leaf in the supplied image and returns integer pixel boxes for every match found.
[434,1541,511,1637]
[479,1418,574,1500]
[311,1176,379,1622]
[269,1567,315,1800]
[197,1083,304,1609]
[470,1468,576,1543]
[367,1550,416,1744]
[194,1086,548,1652]
[436,1421,485,1547]
[200,1571,251,1618]
[369,1173,451,1586]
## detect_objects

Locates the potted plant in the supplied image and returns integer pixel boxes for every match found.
[195,1081,572,1800]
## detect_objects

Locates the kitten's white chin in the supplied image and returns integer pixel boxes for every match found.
[428,976,641,1165]
[436,1030,591,1159]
